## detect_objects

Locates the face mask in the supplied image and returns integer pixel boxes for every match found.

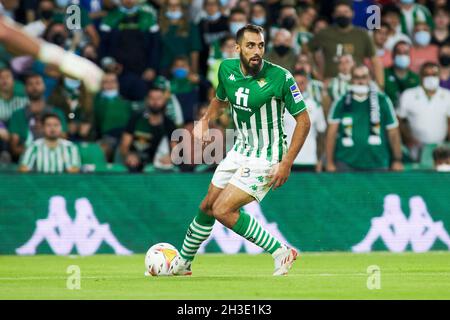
[274,45,290,56]
[120,5,139,15]
[206,12,221,21]
[252,17,266,26]
[166,10,183,20]
[102,89,118,99]
[439,55,450,67]
[64,78,81,90]
[335,16,352,28]
[351,84,369,95]
[173,68,188,79]
[148,106,165,115]
[281,16,296,30]
[423,76,440,90]
[414,31,431,46]
[394,54,411,69]
[338,73,352,81]
[230,22,246,35]
[40,10,53,20]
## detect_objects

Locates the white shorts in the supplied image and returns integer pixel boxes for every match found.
[211,150,277,202]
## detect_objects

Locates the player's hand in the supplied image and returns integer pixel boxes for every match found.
[326,162,337,172]
[193,118,210,143]
[268,161,291,190]
[391,160,403,172]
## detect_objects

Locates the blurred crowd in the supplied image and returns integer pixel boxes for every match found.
[0,0,449,173]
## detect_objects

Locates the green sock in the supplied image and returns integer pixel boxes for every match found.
[180,209,215,261]
[232,208,282,254]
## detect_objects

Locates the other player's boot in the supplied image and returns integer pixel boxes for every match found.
[272,246,298,276]
[172,256,192,276]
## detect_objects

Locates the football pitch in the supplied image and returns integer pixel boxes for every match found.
[1,252,450,299]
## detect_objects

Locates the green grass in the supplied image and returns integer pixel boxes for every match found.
[1,252,450,299]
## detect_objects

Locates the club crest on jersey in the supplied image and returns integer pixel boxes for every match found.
[290,83,302,103]
[257,78,267,87]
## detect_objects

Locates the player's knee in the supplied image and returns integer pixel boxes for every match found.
[211,201,229,221]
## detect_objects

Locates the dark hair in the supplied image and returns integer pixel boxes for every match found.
[334,0,353,11]
[236,24,264,44]
[392,40,411,56]
[381,4,402,18]
[375,22,391,32]
[229,7,246,18]
[432,145,450,162]
[293,70,308,77]
[219,34,236,47]
[420,61,440,76]
[24,73,42,84]
[41,113,61,125]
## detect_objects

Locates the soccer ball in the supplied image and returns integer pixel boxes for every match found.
[144,243,179,276]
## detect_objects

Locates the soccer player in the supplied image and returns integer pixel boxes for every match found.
[0,3,103,93]
[173,24,311,276]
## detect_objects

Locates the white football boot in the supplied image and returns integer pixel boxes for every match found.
[272,246,298,276]
[171,256,193,276]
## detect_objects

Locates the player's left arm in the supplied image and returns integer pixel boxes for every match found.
[269,75,311,190]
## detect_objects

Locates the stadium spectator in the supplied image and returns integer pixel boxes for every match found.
[285,70,326,171]
[169,55,200,124]
[438,42,450,90]
[197,0,229,77]
[312,15,329,35]
[23,0,55,38]
[326,54,354,107]
[308,0,384,89]
[295,4,316,53]
[0,120,9,163]
[269,4,300,53]
[398,0,433,37]
[381,4,412,51]
[294,53,325,110]
[207,34,237,89]
[19,113,80,173]
[93,72,132,162]
[398,62,450,158]
[8,74,67,161]
[153,75,184,127]
[264,29,296,72]
[250,1,268,29]
[227,7,247,37]
[384,41,420,109]
[433,145,450,172]
[158,0,201,76]
[47,77,93,142]
[372,23,393,68]
[99,0,160,101]
[0,68,28,123]
[410,22,439,73]
[326,64,403,172]
[120,87,177,173]
[431,6,450,47]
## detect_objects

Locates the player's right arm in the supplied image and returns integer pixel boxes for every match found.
[193,98,228,142]
[193,61,229,142]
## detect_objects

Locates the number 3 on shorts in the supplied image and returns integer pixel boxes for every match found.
[240,167,251,178]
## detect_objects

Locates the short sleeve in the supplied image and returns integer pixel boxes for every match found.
[215,62,228,101]
[327,96,345,124]
[380,94,399,129]
[283,71,307,116]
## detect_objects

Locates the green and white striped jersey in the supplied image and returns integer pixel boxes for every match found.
[216,58,306,162]
[20,138,81,173]
[0,96,28,122]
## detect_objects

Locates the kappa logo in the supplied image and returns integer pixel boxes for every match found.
[16,196,133,256]
[228,74,236,81]
[198,201,297,254]
[352,194,450,253]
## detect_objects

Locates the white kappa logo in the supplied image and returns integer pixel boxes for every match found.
[353,194,450,253]
[16,196,133,256]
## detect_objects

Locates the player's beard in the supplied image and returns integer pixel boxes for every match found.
[240,53,262,76]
